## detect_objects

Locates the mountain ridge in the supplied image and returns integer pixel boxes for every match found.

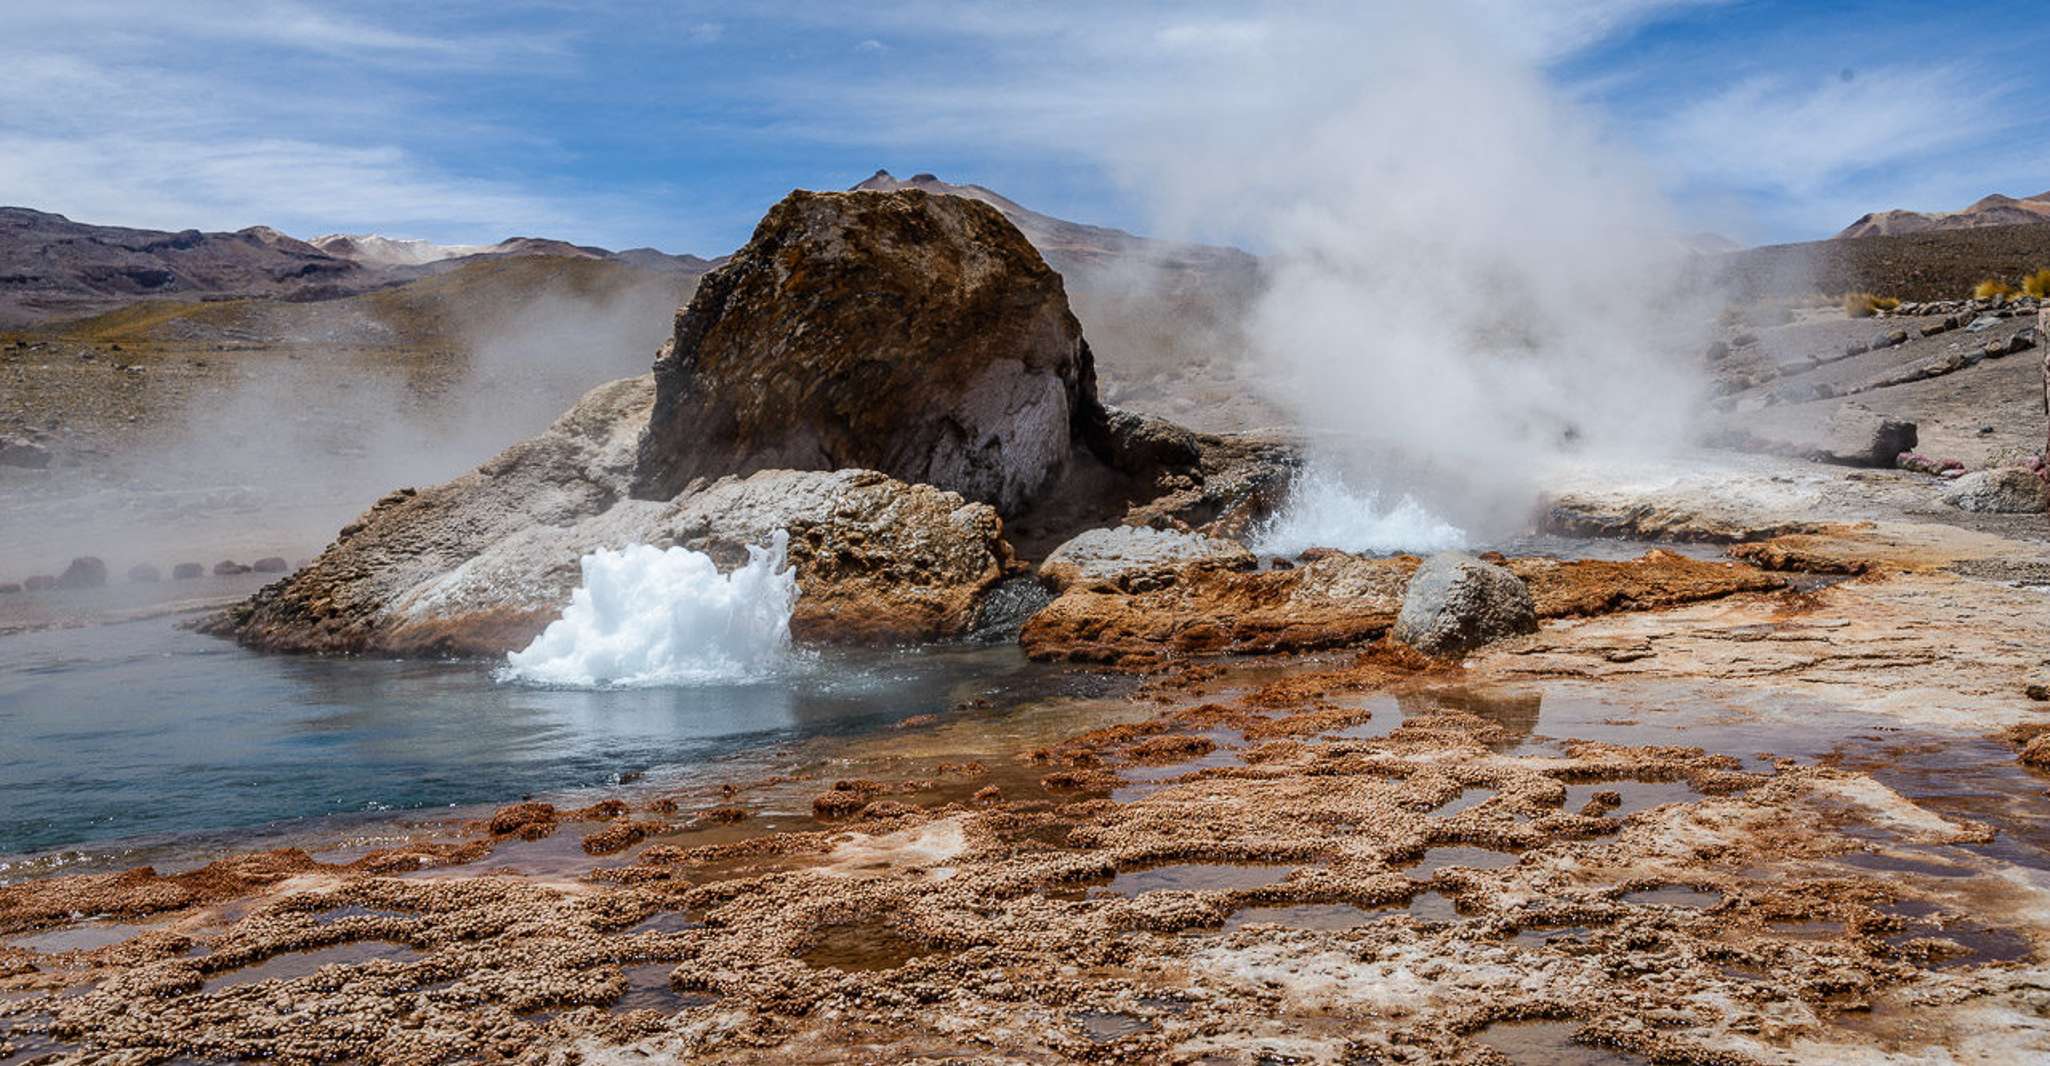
[1837,189,2050,239]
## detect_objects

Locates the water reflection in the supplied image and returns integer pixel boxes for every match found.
[0,616,1071,862]
[1396,689,1542,749]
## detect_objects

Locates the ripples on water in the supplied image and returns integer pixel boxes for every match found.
[0,612,1088,876]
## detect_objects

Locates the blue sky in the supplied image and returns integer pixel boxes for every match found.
[2,1,2044,254]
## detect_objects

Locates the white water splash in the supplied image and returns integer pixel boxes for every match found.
[1253,467,1468,558]
[500,532,799,688]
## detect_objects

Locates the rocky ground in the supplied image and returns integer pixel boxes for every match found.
[5,190,2050,1064]
[5,462,2049,1063]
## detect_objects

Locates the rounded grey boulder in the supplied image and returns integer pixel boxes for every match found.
[1393,552,1538,657]
[56,556,108,590]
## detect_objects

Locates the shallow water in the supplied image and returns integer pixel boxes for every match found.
[1622,885,1721,909]
[202,940,421,993]
[1406,845,1522,875]
[1075,1009,1155,1043]
[612,962,711,1013]
[1478,1019,1643,1065]
[1102,862,1297,896]
[799,917,931,972]
[5,921,154,953]
[0,613,1082,873]
[1223,903,1376,931]
[1564,780,1697,818]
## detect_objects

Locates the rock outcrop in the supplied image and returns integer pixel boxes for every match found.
[633,189,1099,514]
[214,188,1286,658]
[0,435,51,469]
[1939,467,2049,514]
[1715,402,1917,468]
[216,377,1013,655]
[1021,553,1420,668]
[1038,526,1253,594]
[55,556,108,590]
[1023,549,1788,670]
[1392,553,1538,656]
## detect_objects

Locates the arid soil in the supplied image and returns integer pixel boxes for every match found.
[6,478,2048,1064]
[1719,221,2050,303]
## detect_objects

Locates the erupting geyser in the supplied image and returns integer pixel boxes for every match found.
[1252,466,1468,557]
[501,532,799,688]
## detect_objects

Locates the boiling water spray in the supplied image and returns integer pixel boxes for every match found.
[500,532,800,688]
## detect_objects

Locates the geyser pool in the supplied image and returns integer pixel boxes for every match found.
[502,533,799,688]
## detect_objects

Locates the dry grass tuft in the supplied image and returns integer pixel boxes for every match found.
[2023,268,2050,299]
[1842,292,1899,317]
[1974,277,2016,300]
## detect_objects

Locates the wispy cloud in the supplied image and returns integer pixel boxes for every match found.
[0,2,659,244]
[1,1,2043,250]
[1658,64,2017,198]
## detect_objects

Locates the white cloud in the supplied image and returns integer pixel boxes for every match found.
[0,3,630,244]
[0,133,577,237]
[1657,64,2017,198]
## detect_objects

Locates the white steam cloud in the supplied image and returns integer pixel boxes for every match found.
[3,267,686,577]
[1091,6,1719,540]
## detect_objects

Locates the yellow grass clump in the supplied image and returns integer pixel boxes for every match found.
[2023,268,2050,299]
[1843,292,1899,317]
[1974,277,2016,300]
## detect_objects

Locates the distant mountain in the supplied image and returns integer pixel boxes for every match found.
[1719,221,2050,304]
[0,209,722,328]
[307,233,503,267]
[312,232,718,277]
[0,207,378,326]
[1837,190,2050,239]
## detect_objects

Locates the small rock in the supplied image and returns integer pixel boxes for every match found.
[171,562,204,580]
[0,435,51,469]
[1038,525,1253,593]
[1921,352,1964,376]
[2024,679,2049,702]
[213,560,252,576]
[127,563,162,583]
[56,556,108,590]
[251,556,289,573]
[1817,405,1917,467]
[1939,468,2049,513]
[1393,552,1538,657]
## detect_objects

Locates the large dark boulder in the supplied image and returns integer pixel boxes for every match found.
[633,189,1100,514]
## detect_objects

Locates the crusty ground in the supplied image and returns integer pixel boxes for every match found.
[6,465,2050,1065]
[6,613,2048,1063]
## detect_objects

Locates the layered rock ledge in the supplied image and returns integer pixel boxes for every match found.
[215,376,1015,655]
